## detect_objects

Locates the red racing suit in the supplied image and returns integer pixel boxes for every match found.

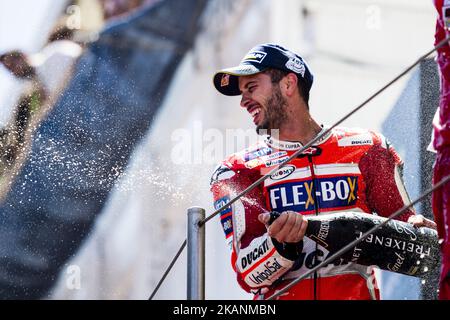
[210,127,415,300]
[432,0,450,300]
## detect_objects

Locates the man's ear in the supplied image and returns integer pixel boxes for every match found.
[281,73,298,97]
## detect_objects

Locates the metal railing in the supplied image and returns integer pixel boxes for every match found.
[187,207,205,300]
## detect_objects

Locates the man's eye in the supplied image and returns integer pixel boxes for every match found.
[248,86,256,93]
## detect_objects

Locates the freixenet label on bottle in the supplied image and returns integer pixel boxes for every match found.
[296,211,439,278]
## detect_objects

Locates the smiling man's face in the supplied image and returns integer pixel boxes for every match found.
[238,71,288,134]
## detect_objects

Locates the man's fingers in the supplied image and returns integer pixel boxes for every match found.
[268,211,306,243]
[258,213,271,225]
[267,212,289,237]
[271,212,296,242]
[425,219,437,230]
[284,214,304,243]
[284,214,303,242]
[408,215,437,230]
[298,218,308,240]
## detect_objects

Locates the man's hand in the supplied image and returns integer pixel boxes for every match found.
[407,214,437,230]
[258,211,308,243]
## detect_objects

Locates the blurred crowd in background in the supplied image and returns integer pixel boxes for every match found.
[0,0,159,180]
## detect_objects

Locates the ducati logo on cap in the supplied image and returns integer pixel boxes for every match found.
[221,74,230,87]
[242,51,267,64]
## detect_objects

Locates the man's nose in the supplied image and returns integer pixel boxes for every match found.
[240,94,251,109]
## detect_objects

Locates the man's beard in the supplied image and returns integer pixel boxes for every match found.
[256,85,288,136]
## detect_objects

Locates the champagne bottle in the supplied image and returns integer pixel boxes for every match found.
[269,211,439,277]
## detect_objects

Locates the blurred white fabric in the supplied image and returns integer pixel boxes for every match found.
[29,40,83,99]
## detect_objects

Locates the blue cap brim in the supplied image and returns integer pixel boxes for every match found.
[213,64,265,96]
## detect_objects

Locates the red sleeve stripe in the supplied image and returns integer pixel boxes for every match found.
[220,212,232,220]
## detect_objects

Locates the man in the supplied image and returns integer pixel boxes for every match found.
[431,0,450,300]
[0,51,37,80]
[0,51,46,174]
[210,43,436,300]
[0,39,82,176]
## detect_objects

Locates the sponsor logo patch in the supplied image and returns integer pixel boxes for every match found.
[270,165,296,181]
[241,239,270,269]
[247,257,283,286]
[268,176,358,212]
[262,151,287,161]
[214,196,233,237]
[266,137,302,150]
[337,133,373,147]
[298,146,322,157]
[245,152,288,169]
[285,56,306,76]
[221,74,230,87]
[265,156,289,167]
[244,147,272,162]
[242,50,267,64]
